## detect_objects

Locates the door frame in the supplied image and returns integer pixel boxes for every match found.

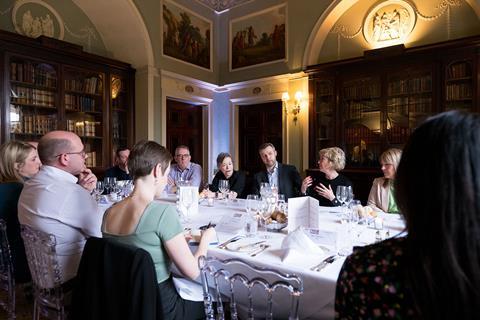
[230,93,288,170]
[161,74,214,184]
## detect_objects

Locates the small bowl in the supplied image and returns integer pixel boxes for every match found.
[265,221,288,232]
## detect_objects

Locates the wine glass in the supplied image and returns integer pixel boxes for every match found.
[104,177,117,194]
[335,185,347,205]
[257,199,272,239]
[180,188,194,223]
[259,182,271,200]
[245,195,259,237]
[93,181,104,201]
[218,180,229,202]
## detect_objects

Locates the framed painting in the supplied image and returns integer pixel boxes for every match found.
[162,0,212,71]
[230,4,287,71]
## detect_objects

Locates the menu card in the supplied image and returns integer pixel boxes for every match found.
[287,196,320,232]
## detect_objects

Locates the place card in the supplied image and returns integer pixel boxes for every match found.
[287,196,320,232]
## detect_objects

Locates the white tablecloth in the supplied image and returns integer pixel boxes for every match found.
[99,197,406,319]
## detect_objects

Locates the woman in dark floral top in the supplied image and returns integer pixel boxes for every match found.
[335,111,480,319]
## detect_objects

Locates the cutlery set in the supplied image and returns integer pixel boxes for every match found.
[310,255,339,272]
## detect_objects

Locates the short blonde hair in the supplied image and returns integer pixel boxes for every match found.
[319,147,346,171]
[0,140,35,183]
[380,148,402,171]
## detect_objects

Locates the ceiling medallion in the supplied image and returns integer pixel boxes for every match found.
[363,0,416,48]
[195,0,253,13]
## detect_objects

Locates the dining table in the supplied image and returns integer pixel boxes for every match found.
[99,195,406,319]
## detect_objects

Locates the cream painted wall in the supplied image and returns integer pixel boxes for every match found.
[1,0,479,174]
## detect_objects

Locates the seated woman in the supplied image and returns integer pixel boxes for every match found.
[209,152,246,199]
[367,148,402,213]
[102,140,215,320]
[301,147,352,206]
[0,140,41,283]
[335,111,480,319]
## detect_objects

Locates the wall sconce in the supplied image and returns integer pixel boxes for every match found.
[282,91,303,125]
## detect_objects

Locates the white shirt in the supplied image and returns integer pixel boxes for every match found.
[18,165,102,283]
[267,161,279,189]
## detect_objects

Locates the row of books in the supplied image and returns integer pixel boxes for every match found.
[10,114,57,135]
[85,151,97,167]
[344,101,380,120]
[446,83,472,100]
[65,94,99,112]
[387,97,431,114]
[67,120,100,137]
[447,62,471,79]
[10,62,57,87]
[343,82,381,99]
[65,76,102,95]
[10,86,55,107]
[388,76,432,95]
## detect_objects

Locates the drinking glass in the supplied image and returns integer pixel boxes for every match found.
[257,199,272,239]
[180,188,194,223]
[93,181,104,201]
[104,177,117,194]
[218,180,230,202]
[245,195,259,237]
[259,182,271,200]
[335,185,347,205]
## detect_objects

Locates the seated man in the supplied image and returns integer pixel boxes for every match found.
[166,145,202,193]
[253,142,301,200]
[18,130,102,284]
[104,147,131,180]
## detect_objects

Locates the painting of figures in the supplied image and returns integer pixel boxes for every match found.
[162,0,212,70]
[230,4,287,70]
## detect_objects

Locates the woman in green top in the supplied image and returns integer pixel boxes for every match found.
[367,148,402,213]
[102,140,216,320]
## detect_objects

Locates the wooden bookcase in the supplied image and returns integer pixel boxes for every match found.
[306,36,480,203]
[0,30,135,172]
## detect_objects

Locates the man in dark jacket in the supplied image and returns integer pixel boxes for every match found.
[253,142,302,200]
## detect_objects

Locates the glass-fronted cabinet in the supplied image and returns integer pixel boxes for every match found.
[110,74,129,159]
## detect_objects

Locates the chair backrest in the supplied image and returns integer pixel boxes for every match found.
[199,256,304,320]
[72,237,161,320]
[20,224,64,310]
[0,219,15,317]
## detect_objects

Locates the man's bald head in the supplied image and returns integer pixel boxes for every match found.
[38,131,80,165]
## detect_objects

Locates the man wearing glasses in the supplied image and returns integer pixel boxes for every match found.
[166,145,202,193]
[18,130,102,285]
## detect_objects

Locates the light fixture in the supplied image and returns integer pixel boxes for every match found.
[282,91,303,125]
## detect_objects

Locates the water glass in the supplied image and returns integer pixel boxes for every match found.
[93,181,104,201]
[218,180,229,201]
[244,215,258,237]
[259,182,271,199]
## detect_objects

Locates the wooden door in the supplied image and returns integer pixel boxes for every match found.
[239,101,282,176]
[166,99,203,168]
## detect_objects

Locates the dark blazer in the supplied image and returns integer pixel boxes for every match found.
[253,163,302,200]
[209,170,246,198]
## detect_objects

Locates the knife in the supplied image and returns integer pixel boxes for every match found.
[235,240,266,251]
[250,244,270,257]
[310,255,337,271]
[218,235,244,249]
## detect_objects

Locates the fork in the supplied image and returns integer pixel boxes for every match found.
[310,255,337,271]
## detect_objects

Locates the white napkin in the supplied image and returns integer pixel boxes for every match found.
[280,226,324,264]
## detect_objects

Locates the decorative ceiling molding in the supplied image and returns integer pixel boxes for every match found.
[195,0,253,13]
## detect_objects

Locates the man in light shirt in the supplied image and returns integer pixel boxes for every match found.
[253,142,301,200]
[167,145,202,193]
[18,130,101,284]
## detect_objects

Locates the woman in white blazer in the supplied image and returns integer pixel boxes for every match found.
[367,148,402,213]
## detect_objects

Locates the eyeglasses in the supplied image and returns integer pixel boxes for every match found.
[175,154,190,159]
[56,150,86,158]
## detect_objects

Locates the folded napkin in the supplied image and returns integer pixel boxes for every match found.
[281,226,324,264]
